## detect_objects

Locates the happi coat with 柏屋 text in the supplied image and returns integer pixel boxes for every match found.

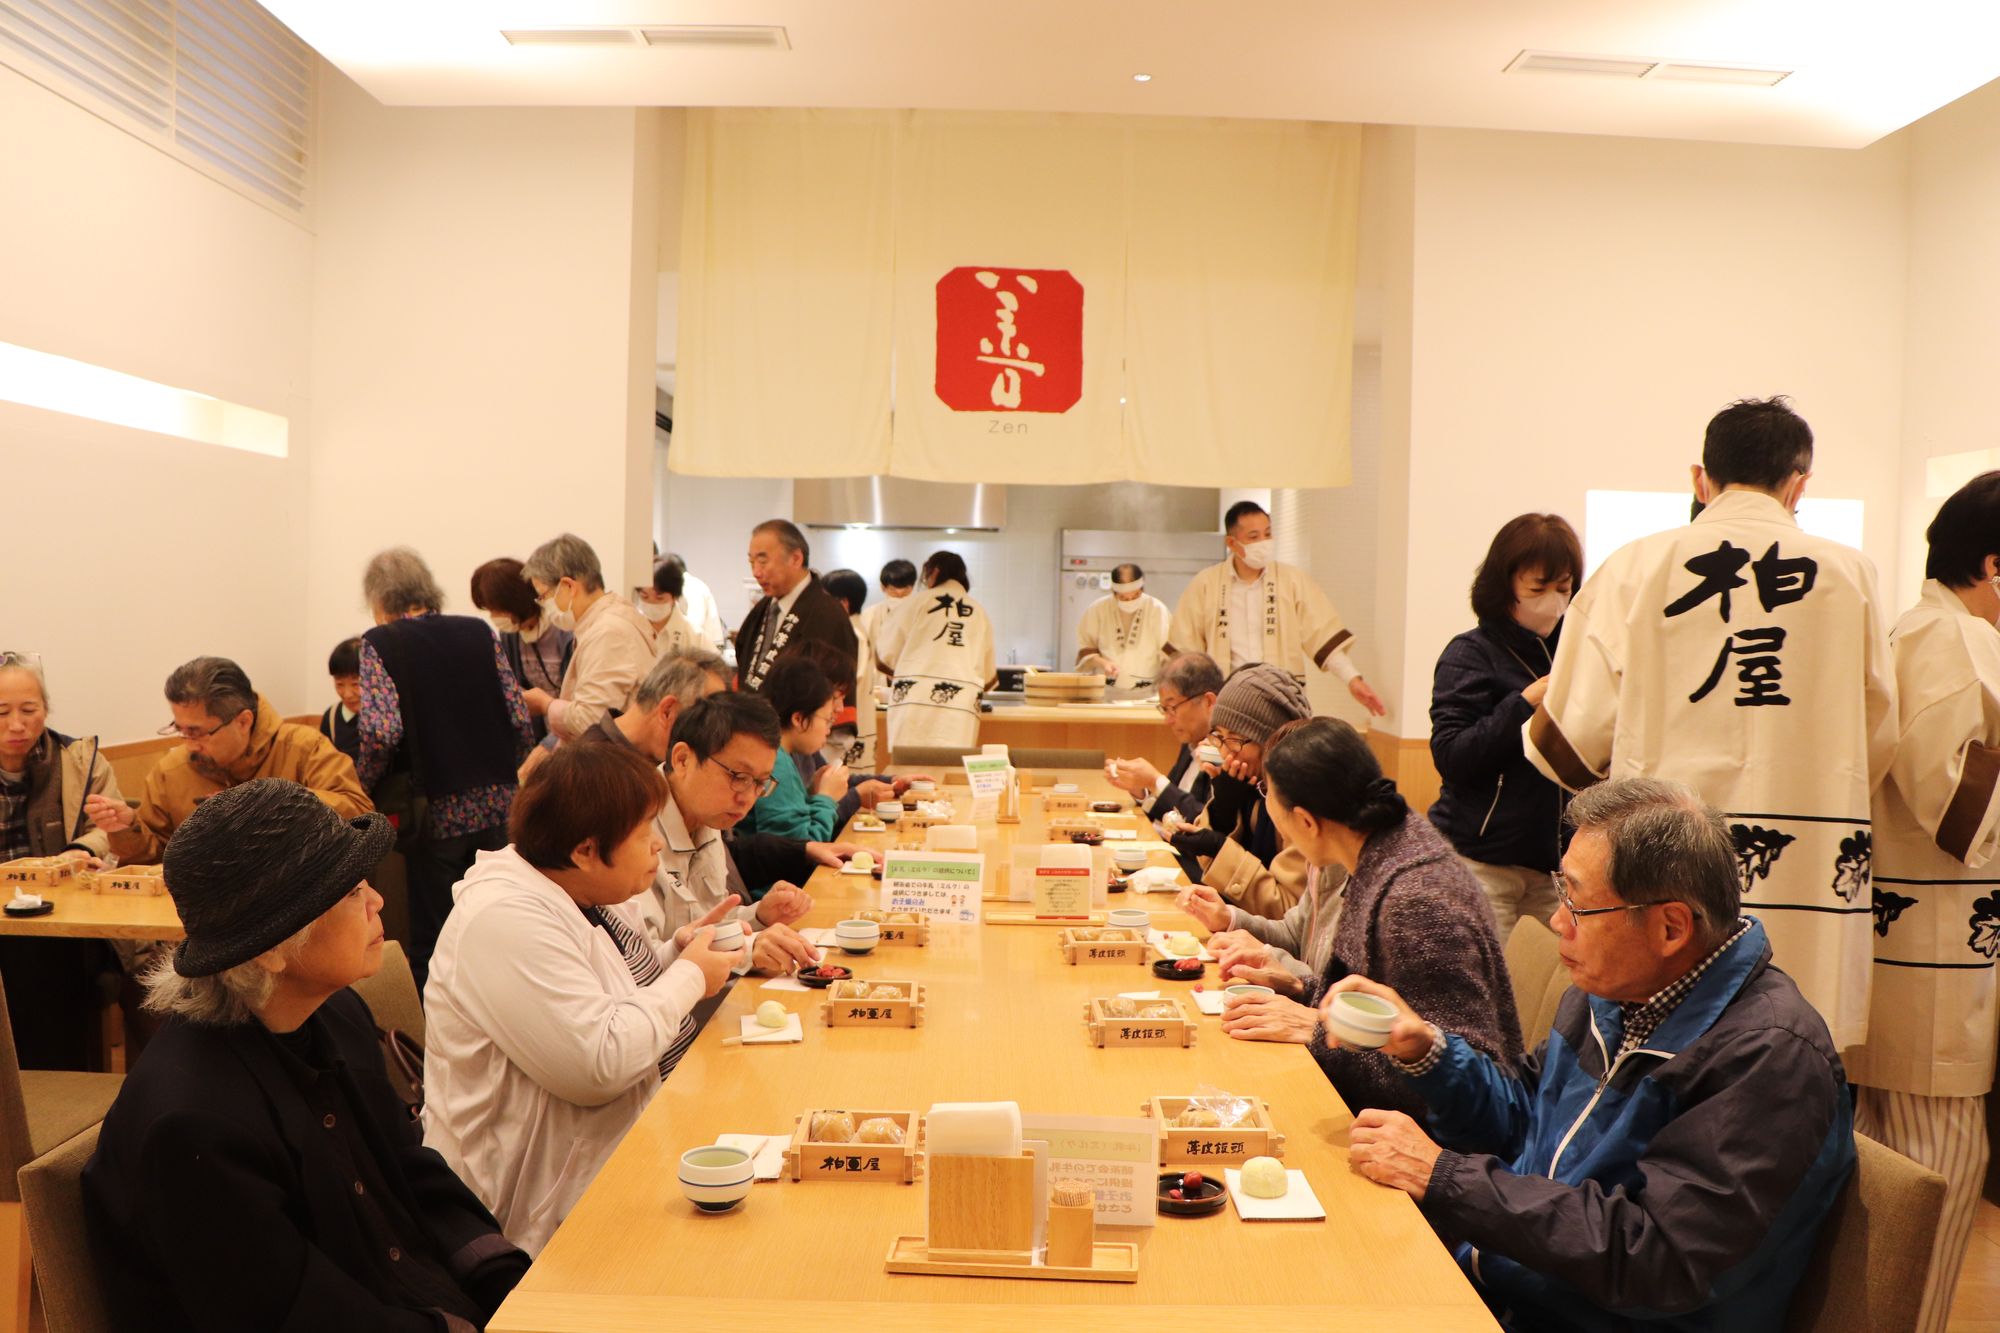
[879,580,995,751]
[1524,489,1897,1052]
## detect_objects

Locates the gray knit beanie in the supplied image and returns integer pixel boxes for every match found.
[1210,663,1312,744]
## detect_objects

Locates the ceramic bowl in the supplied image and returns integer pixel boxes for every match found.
[834,919,881,955]
[1106,907,1150,931]
[1223,984,1275,1004]
[1194,744,1224,767]
[877,802,904,824]
[1112,848,1150,871]
[678,1145,754,1213]
[708,921,746,952]
[1324,991,1399,1049]
[907,780,936,797]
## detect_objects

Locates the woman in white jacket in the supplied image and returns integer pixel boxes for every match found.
[422,743,743,1255]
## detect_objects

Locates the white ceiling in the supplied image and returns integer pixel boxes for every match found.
[267,0,2000,150]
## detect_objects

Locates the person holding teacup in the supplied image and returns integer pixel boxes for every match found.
[1183,717,1521,1118]
[422,743,746,1254]
[1332,777,1852,1333]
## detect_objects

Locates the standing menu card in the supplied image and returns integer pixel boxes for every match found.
[1019,1113,1158,1227]
[881,851,984,924]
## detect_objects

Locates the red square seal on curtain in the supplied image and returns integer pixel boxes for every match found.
[934,267,1083,413]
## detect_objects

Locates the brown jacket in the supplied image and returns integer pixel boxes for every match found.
[1201,832,1311,920]
[110,697,372,864]
[18,730,126,861]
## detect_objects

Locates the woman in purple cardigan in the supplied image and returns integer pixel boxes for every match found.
[1186,717,1524,1117]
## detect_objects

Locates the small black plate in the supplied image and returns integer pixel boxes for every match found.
[1090,801,1123,814]
[795,966,853,989]
[1157,1171,1227,1216]
[1152,958,1206,982]
[3,900,54,918]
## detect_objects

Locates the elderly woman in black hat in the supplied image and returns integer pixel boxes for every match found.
[85,778,528,1333]
[1168,662,1317,918]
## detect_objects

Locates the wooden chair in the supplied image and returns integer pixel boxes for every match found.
[349,940,425,1049]
[1503,916,1568,1046]
[1787,1133,1947,1333]
[0,984,121,1333]
[15,1123,113,1333]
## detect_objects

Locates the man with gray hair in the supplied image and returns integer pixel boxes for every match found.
[1332,777,1854,1332]
[1105,651,1225,832]
[520,532,657,743]
[88,656,369,864]
[357,546,535,989]
[736,518,858,692]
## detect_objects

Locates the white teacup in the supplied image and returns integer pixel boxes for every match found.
[834,919,881,954]
[678,1145,754,1213]
[709,920,746,953]
[1105,907,1150,931]
[907,779,936,797]
[1224,984,1275,1004]
[1051,782,1081,795]
[1112,847,1149,872]
[1324,991,1399,1049]
[877,801,904,824]
[1194,743,1225,767]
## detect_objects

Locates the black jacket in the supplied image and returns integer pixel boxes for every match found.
[85,990,525,1332]
[1144,745,1211,825]
[737,574,859,692]
[1426,617,1569,873]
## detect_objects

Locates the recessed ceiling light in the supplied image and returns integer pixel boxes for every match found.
[1132,73,1152,83]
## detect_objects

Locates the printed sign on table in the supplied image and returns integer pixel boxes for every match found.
[1019,1113,1157,1226]
[882,851,984,924]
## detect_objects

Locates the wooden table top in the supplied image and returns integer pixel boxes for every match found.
[0,883,183,940]
[491,771,1498,1333]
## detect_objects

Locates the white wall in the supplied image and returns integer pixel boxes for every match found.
[1390,124,1908,737]
[305,69,659,701]
[0,63,314,744]
[1900,77,2000,602]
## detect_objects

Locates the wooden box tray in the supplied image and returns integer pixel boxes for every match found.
[1057,927,1148,965]
[855,911,929,946]
[784,1108,922,1183]
[1,857,76,889]
[819,980,926,1028]
[884,1234,1138,1283]
[78,865,166,896]
[1083,997,1197,1048]
[1144,1095,1285,1165]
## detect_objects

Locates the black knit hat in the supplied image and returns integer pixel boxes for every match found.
[163,778,393,977]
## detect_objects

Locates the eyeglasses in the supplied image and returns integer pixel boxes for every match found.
[1553,870,1683,923]
[1156,694,1197,719]
[1211,730,1252,757]
[0,651,43,670]
[705,755,778,798]
[157,711,244,742]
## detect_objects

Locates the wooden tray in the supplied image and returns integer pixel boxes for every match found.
[0,857,76,889]
[1084,997,1197,1048]
[1057,927,1148,965]
[78,865,166,896]
[985,910,1105,927]
[784,1108,922,1183]
[855,912,929,946]
[819,980,926,1028]
[1145,1095,1285,1165]
[884,1234,1138,1283]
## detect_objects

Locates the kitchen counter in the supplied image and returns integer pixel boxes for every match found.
[873,697,1179,769]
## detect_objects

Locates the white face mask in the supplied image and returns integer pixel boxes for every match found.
[540,584,577,633]
[1237,539,1274,571]
[639,598,674,624]
[517,618,548,644]
[489,614,518,635]
[1514,590,1571,638]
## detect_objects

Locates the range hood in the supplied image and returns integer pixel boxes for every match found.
[794,477,1006,531]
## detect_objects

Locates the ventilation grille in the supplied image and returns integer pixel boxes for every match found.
[1507,50,1790,87]
[502,25,790,50]
[0,0,310,213]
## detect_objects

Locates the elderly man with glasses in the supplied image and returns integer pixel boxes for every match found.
[1105,653,1225,842]
[1329,777,1854,1333]
[86,656,369,864]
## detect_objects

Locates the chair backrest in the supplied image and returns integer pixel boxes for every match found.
[348,940,425,1048]
[891,745,979,768]
[1007,747,1107,771]
[1503,916,1568,1047]
[18,1122,117,1333]
[0,980,35,1200]
[1785,1132,1947,1333]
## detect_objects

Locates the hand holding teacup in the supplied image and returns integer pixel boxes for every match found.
[1319,976,1435,1062]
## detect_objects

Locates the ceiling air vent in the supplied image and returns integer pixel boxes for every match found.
[1506,50,1792,86]
[641,26,790,49]
[501,28,641,45]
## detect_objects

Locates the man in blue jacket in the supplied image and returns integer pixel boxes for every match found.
[1329,776,1854,1332]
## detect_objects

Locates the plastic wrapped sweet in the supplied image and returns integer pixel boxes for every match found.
[1101,998,1138,1019]
[810,1110,856,1143]
[1174,1105,1222,1129]
[887,912,921,924]
[1180,1085,1255,1130]
[832,980,869,1000]
[1070,928,1100,941]
[867,984,904,1000]
[1096,928,1134,942]
[1137,1002,1181,1020]
[854,1116,905,1145]
[859,909,888,923]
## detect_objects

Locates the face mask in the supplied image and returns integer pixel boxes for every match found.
[517,617,547,644]
[489,614,518,635]
[1237,539,1274,571]
[541,584,577,633]
[1514,590,1570,638]
[640,599,674,624]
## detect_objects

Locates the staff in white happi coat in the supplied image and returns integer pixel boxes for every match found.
[879,551,996,752]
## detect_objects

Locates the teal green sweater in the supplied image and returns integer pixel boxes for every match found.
[738,747,836,841]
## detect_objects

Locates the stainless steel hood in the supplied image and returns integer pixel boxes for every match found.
[794,477,1006,531]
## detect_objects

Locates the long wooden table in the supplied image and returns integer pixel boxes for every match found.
[491,771,1500,1333]
[0,883,182,940]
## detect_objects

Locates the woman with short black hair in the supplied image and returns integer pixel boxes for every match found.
[736,657,848,841]
[1428,512,1582,940]
[422,743,745,1254]
[1184,717,1524,1116]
